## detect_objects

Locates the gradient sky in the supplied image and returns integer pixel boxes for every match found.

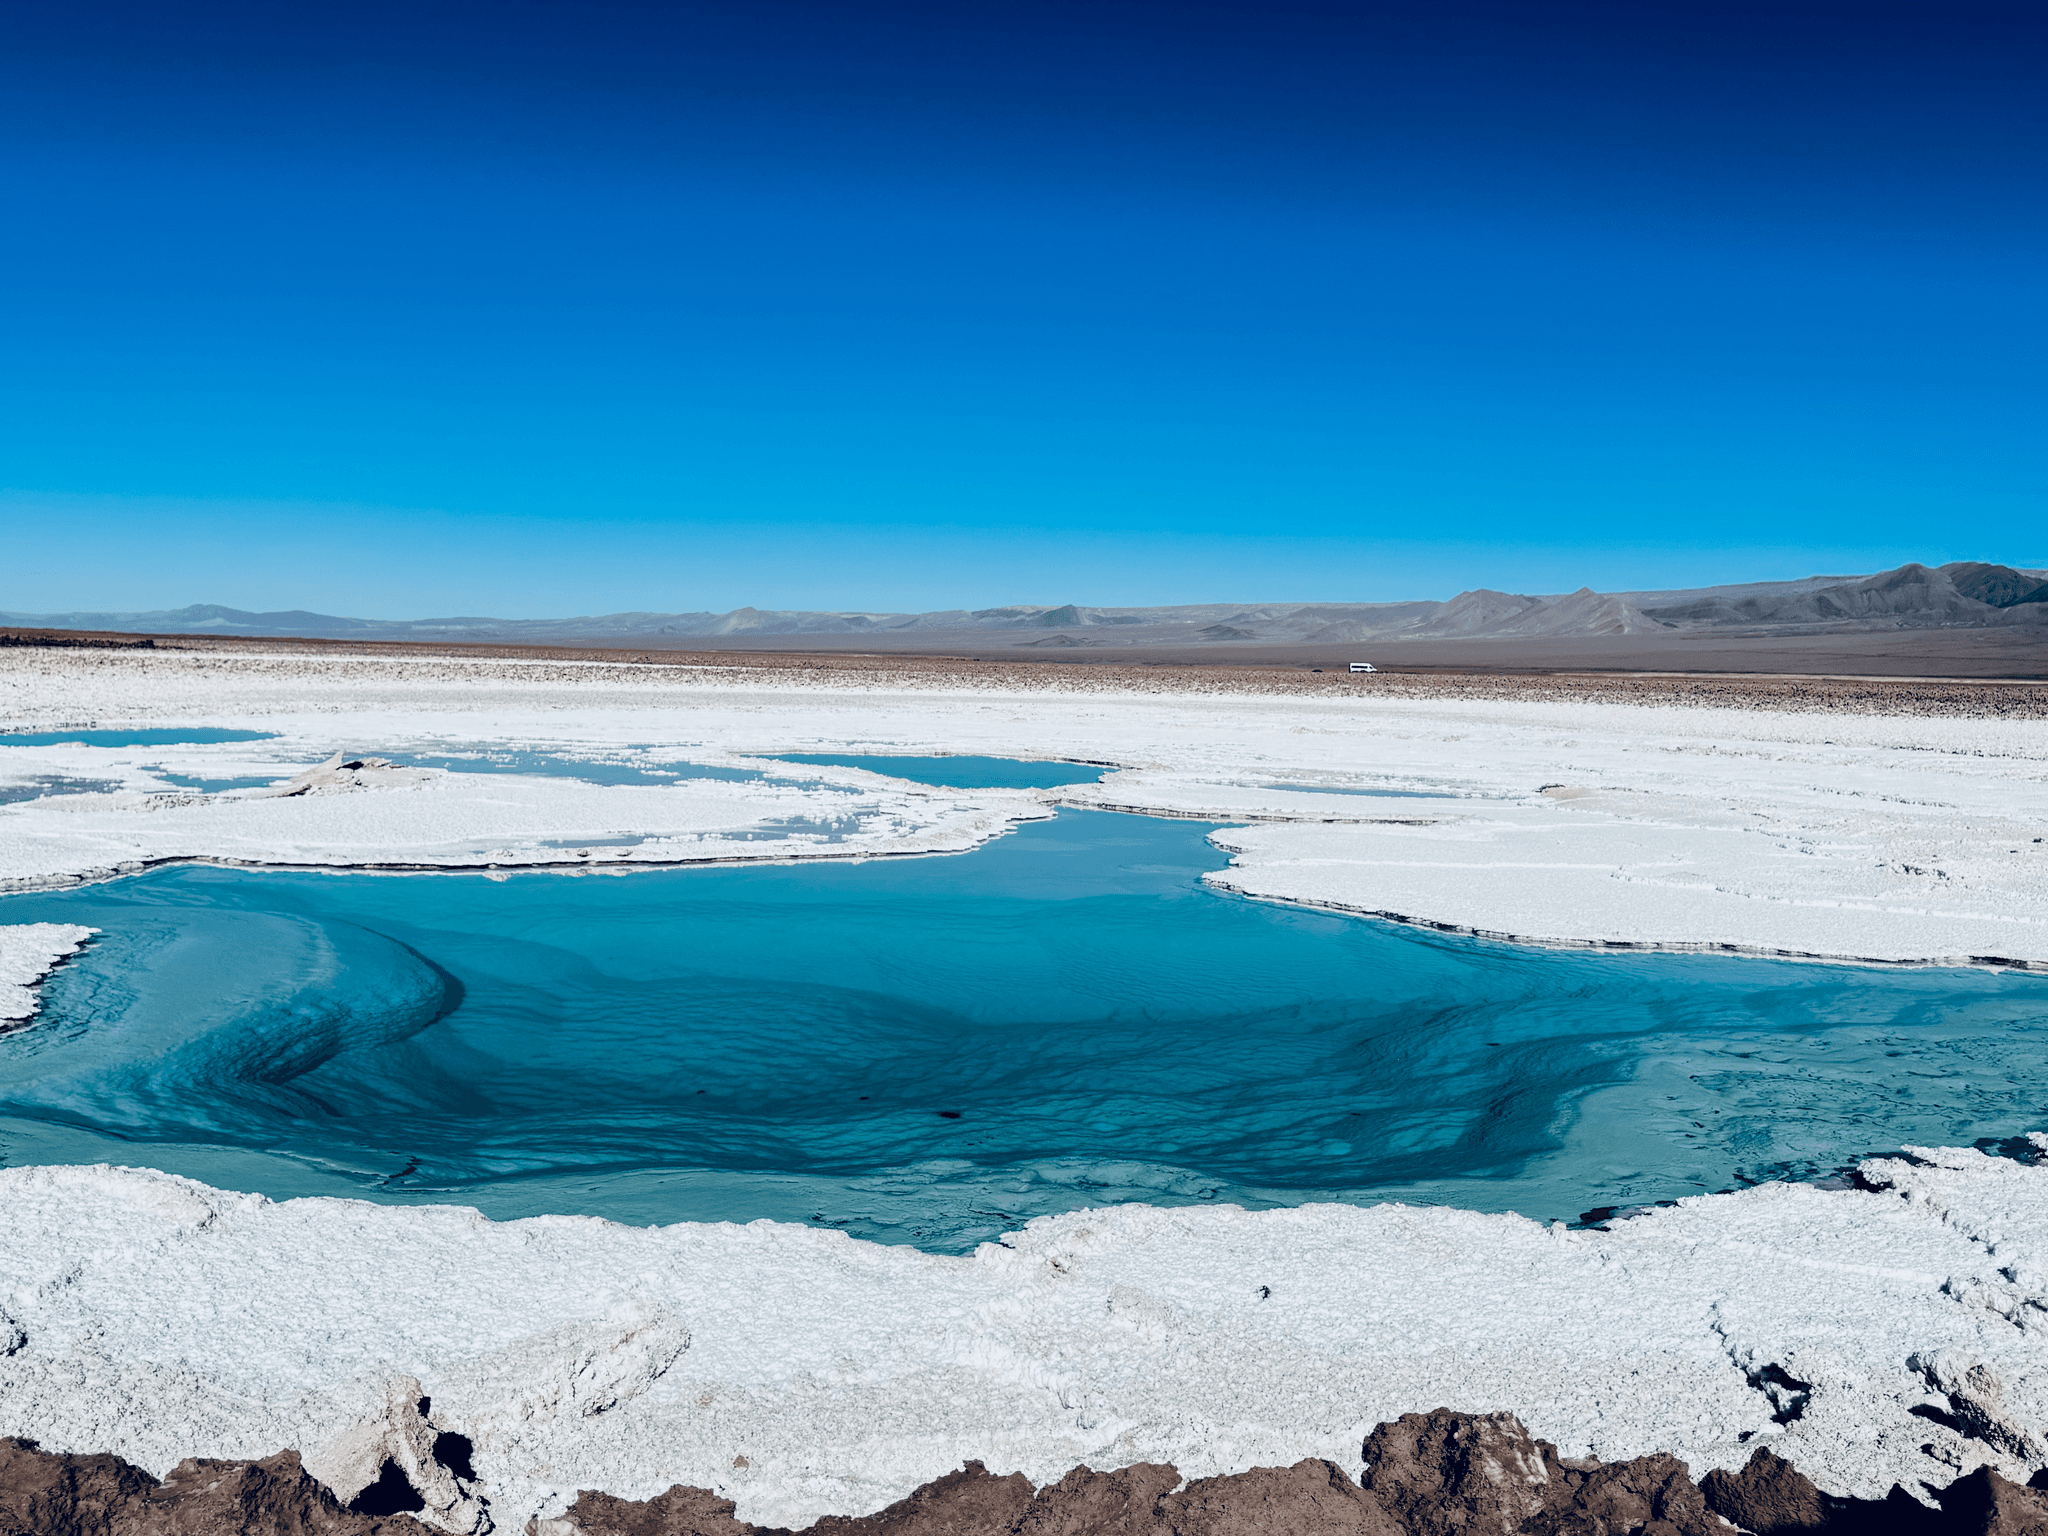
[4,0,2043,615]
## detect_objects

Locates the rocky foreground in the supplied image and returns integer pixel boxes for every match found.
[6,1410,2045,1536]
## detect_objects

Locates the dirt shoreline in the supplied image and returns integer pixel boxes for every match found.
[3,1408,2036,1535]
[3,632,2045,718]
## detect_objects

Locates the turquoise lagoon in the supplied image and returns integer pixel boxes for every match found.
[1,810,2041,1251]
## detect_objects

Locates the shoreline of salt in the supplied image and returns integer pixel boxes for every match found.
[0,922,97,1026]
[4,1146,2048,1529]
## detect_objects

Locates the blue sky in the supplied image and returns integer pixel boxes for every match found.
[3,0,2043,615]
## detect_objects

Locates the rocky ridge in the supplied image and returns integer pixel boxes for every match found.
[8,560,2047,649]
[9,1411,2048,1536]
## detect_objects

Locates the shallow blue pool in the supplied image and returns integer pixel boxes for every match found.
[0,728,277,748]
[381,749,778,788]
[762,753,1106,789]
[1,810,2041,1250]
[150,771,281,792]
[0,777,126,804]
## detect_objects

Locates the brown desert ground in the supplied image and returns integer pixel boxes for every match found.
[511,623,2048,681]
[3,628,2044,719]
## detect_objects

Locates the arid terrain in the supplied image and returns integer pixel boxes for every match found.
[9,560,2048,683]
[3,627,2046,714]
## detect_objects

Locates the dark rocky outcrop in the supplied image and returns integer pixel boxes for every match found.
[812,1463,1035,1536]
[0,1439,154,1536]
[0,1437,437,1535]
[14,1409,2048,1536]
[1698,1444,2048,1535]
[1701,1449,1836,1532]
[1934,1466,2048,1535]
[1358,1411,1723,1536]
[561,1481,758,1536]
[549,1410,2006,1536]
[1695,1449,2048,1531]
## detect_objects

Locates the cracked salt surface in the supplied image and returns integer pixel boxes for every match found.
[6,1147,2048,1530]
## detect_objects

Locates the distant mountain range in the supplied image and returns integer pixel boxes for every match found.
[7,561,2046,649]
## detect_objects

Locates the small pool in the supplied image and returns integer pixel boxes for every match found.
[0,728,277,749]
[0,776,126,804]
[381,750,780,789]
[150,771,282,793]
[763,753,1106,789]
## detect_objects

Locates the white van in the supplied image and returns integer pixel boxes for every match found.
[1349,662,1377,674]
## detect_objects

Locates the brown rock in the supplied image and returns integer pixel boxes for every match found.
[1158,1458,1398,1536]
[144,1451,440,1535]
[1532,1452,1720,1535]
[1361,1410,1559,1535]
[1701,1446,1957,1535]
[788,1456,1393,1536]
[1701,1449,1834,1534]
[1010,1461,1182,1536]
[0,1436,156,1536]
[1936,1466,2048,1536]
[11,1409,2026,1536]
[1360,1411,1725,1536]
[805,1464,1036,1536]
[562,1481,756,1536]
[0,1437,437,1536]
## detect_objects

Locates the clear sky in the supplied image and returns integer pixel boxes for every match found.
[4,0,2043,616]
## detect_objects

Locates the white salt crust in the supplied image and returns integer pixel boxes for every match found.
[1,648,2045,966]
[0,923,95,1022]
[5,1151,2048,1530]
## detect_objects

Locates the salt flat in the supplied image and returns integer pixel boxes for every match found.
[3,1149,2048,1528]
[3,645,2048,1530]
[2,646,2044,967]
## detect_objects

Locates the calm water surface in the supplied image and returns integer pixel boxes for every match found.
[1,811,2040,1250]
[0,729,277,748]
[762,753,1105,789]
